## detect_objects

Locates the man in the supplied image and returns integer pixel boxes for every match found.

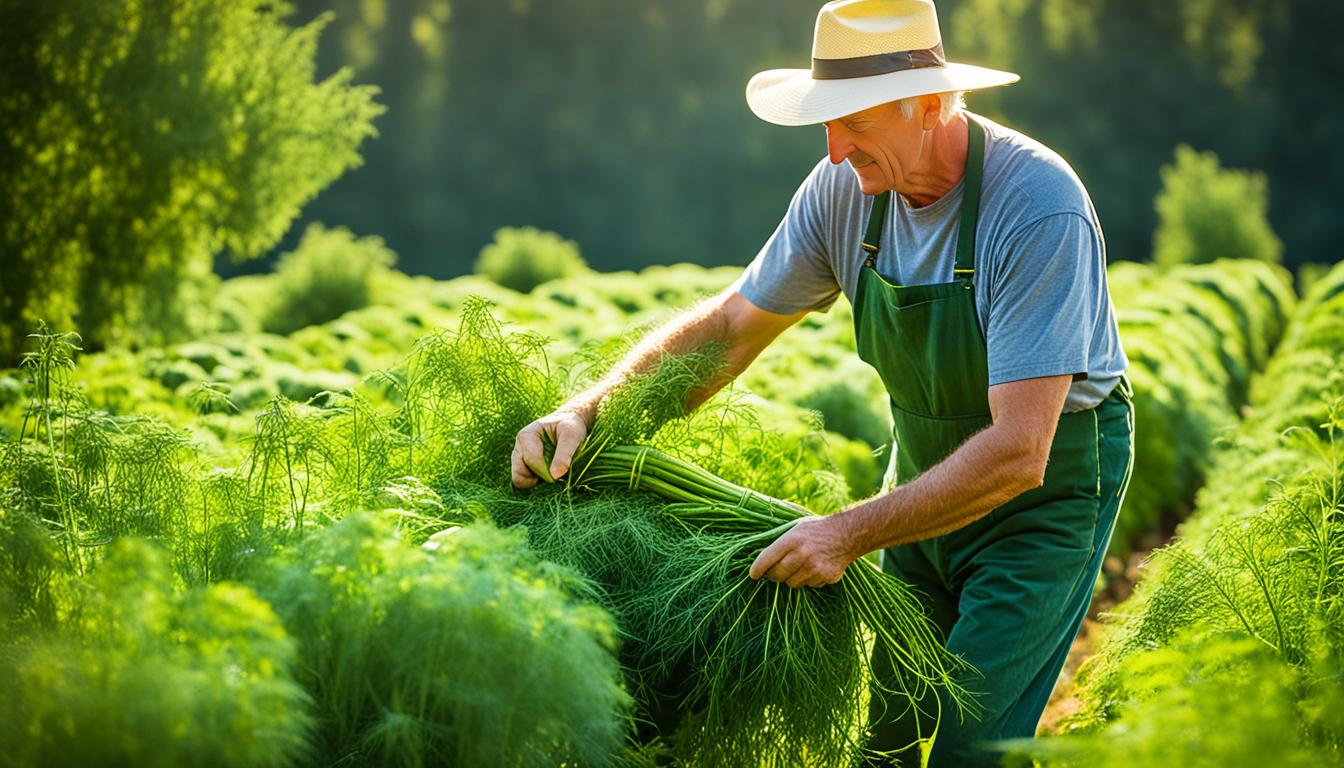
[512,1,1133,765]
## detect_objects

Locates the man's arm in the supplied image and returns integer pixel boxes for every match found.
[511,289,807,488]
[749,374,1072,588]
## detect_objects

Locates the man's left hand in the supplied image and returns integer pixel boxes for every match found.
[748,516,859,588]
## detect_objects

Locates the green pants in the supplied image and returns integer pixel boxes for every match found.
[868,388,1134,767]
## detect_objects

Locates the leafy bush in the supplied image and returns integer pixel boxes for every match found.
[255,514,630,768]
[1153,145,1282,266]
[474,226,588,292]
[0,0,383,360]
[0,376,20,408]
[798,378,892,450]
[262,224,396,335]
[1104,259,1294,554]
[0,540,311,768]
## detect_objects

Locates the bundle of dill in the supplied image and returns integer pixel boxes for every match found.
[409,300,971,767]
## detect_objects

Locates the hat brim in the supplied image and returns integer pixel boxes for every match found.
[746,63,1019,126]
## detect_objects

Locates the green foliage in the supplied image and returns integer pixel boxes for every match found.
[401,315,964,767]
[263,224,397,335]
[474,226,589,293]
[0,539,311,768]
[271,0,1339,281]
[5,254,1323,763]
[395,297,565,485]
[0,507,63,631]
[1103,258,1294,553]
[283,0,824,278]
[0,0,383,360]
[1007,634,1339,767]
[476,482,882,767]
[0,377,21,409]
[1153,146,1282,267]
[1056,262,1344,762]
[798,378,893,450]
[255,513,630,768]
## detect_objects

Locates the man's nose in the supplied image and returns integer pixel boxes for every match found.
[825,123,851,165]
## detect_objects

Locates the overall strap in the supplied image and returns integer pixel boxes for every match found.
[859,114,987,274]
[861,191,890,268]
[954,113,986,277]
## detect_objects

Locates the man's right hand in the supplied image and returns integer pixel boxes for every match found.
[509,290,803,489]
[511,407,593,488]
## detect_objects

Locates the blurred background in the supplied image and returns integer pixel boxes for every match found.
[2,0,1340,360]
[271,0,1340,275]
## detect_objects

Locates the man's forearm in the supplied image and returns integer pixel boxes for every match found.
[561,296,735,421]
[832,422,1046,554]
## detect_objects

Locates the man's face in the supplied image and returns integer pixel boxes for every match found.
[823,99,930,195]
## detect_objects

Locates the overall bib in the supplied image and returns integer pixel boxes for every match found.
[853,115,1134,767]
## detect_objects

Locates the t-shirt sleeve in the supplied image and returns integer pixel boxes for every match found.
[984,212,1103,386]
[732,160,843,314]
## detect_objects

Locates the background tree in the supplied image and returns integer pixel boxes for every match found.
[0,0,384,361]
[1153,146,1282,267]
[274,0,1337,281]
[280,0,822,277]
[945,0,1335,270]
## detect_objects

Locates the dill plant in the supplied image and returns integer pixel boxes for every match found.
[390,298,564,486]
[253,513,630,768]
[0,539,311,768]
[474,226,589,293]
[0,503,63,631]
[1004,634,1337,768]
[262,224,397,335]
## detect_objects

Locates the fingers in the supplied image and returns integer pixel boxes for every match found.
[801,571,840,589]
[750,527,846,588]
[512,423,552,487]
[511,444,538,489]
[752,544,805,585]
[749,536,790,580]
[549,412,587,480]
[789,562,826,589]
[512,410,592,488]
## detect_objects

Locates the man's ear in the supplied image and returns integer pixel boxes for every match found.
[920,93,942,130]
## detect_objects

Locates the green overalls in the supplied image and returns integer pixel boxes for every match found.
[853,115,1134,767]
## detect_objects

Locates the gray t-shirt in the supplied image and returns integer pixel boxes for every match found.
[732,112,1127,413]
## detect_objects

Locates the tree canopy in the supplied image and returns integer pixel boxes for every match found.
[0,0,383,359]
[278,0,1336,279]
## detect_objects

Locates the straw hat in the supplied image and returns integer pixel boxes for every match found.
[746,0,1019,126]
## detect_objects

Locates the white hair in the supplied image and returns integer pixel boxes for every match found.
[897,91,966,124]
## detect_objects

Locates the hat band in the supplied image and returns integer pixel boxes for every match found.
[811,42,945,80]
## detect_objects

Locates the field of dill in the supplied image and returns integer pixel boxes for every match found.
[1,248,1341,766]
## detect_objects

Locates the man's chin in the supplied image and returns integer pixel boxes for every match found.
[854,175,886,195]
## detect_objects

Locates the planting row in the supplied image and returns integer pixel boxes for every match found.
[1,257,1294,556]
[1014,261,1344,765]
